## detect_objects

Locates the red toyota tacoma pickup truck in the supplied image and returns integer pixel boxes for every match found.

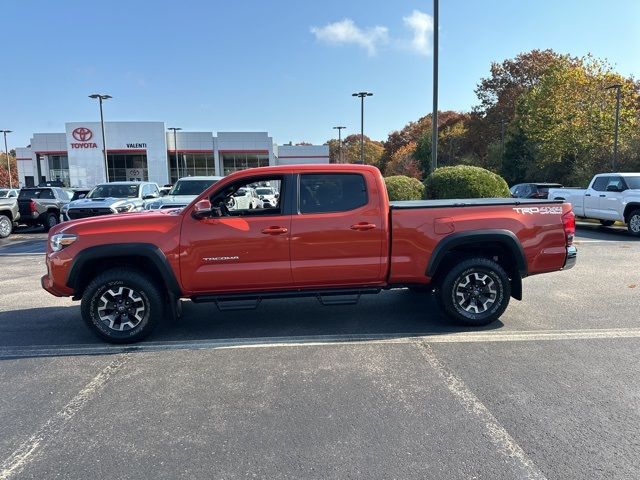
[42,165,577,343]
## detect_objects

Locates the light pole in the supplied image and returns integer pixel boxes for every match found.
[88,94,112,182]
[431,0,439,172]
[333,126,346,163]
[168,127,182,180]
[0,130,12,188]
[606,84,622,172]
[352,92,373,164]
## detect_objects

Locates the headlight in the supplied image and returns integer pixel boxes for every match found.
[115,203,134,213]
[50,233,78,252]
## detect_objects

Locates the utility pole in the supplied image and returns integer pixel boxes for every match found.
[352,92,373,164]
[333,126,346,163]
[0,130,12,188]
[431,0,439,172]
[606,84,622,172]
[89,94,112,182]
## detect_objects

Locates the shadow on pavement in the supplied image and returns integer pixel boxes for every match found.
[0,290,503,358]
[575,223,638,241]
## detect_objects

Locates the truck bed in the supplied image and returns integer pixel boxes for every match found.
[390,198,563,209]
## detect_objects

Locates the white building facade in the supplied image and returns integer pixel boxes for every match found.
[16,122,329,187]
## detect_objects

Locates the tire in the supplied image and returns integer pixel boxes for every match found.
[627,209,640,237]
[81,268,164,343]
[599,220,615,227]
[438,257,511,327]
[43,212,59,232]
[0,215,12,239]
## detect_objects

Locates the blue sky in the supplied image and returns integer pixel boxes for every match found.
[2,0,639,148]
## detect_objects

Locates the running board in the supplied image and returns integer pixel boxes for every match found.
[192,287,381,311]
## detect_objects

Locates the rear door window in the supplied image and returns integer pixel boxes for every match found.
[299,173,368,214]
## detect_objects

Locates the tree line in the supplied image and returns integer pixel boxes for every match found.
[325,49,640,187]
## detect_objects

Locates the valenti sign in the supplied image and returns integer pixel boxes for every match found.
[70,127,98,149]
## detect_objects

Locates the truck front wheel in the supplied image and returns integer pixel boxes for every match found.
[627,210,640,237]
[81,268,164,343]
[438,257,510,327]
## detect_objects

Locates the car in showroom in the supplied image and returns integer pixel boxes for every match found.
[64,182,160,220]
[145,176,223,210]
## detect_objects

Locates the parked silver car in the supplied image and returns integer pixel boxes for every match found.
[145,176,222,210]
[64,182,160,220]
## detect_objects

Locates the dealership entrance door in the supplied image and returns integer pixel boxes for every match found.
[107,153,148,181]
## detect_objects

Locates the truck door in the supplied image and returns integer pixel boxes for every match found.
[179,175,293,293]
[599,176,626,221]
[290,172,385,287]
[584,176,608,217]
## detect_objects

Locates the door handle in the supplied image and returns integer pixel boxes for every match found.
[350,222,376,231]
[585,194,591,197]
[261,226,288,235]
[599,194,606,197]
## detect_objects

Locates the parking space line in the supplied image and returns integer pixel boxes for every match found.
[0,354,129,480]
[415,342,547,480]
[2,327,640,359]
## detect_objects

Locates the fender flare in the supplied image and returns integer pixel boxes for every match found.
[426,229,528,278]
[66,243,181,297]
[623,203,640,221]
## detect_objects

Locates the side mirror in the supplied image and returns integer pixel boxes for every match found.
[143,193,159,200]
[192,199,212,219]
[606,185,622,192]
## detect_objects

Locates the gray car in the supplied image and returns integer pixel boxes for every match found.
[64,182,160,221]
[17,187,70,231]
[0,197,20,238]
[145,176,222,210]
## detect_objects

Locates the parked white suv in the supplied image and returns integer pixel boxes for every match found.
[548,173,640,235]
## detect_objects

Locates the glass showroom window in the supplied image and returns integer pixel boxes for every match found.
[221,153,269,175]
[47,155,70,186]
[108,154,148,182]
[169,153,215,183]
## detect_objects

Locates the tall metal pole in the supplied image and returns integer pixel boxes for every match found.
[1,130,11,188]
[352,92,372,164]
[606,84,622,172]
[98,97,109,182]
[613,86,621,172]
[168,127,182,180]
[333,126,345,163]
[500,117,505,156]
[431,0,439,172]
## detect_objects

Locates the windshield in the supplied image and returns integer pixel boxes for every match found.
[0,190,9,198]
[255,188,274,195]
[88,184,139,199]
[169,179,218,196]
[624,177,640,190]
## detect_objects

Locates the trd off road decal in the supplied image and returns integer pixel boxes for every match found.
[513,206,563,215]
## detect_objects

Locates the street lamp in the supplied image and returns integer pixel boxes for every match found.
[88,94,112,182]
[606,84,622,172]
[168,127,182,180]
[431,0,439,172]
[333,126,346,163]
[0,130,12,188]
[352,92,373,164]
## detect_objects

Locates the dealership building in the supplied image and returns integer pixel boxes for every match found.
[15,121,330,187]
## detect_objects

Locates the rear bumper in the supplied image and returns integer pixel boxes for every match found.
[563,245,577,270]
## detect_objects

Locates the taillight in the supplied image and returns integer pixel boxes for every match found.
[562,210,575,246]
[29,200,37,214]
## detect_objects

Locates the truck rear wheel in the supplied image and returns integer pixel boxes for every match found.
[81,268,163,343]
[627,210,640,237]
[43,212,59,232]
[0,214,12,238]
[438,257,510,327]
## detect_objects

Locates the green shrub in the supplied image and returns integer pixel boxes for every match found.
[424,165,510,199]
[384,175,425,201]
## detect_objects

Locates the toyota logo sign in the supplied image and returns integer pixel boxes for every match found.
[72,127,93,142]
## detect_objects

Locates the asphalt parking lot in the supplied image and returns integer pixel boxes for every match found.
[0,223,639,479]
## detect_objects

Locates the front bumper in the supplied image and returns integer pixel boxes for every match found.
[563,245,577,270]
[41,273,67,297]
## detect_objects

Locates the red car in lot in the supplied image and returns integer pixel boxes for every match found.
[42,164,576,343]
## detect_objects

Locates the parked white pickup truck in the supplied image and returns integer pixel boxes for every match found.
[548,173,640,236]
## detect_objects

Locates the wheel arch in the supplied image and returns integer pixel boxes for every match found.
[623,203,640,221]
[67,243,181,299]
[426,230,527,300]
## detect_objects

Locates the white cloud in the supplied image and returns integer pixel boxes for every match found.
[310,19,389,56]
[403,10,433,56]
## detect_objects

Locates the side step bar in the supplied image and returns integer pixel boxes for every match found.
[191,287,382,312]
